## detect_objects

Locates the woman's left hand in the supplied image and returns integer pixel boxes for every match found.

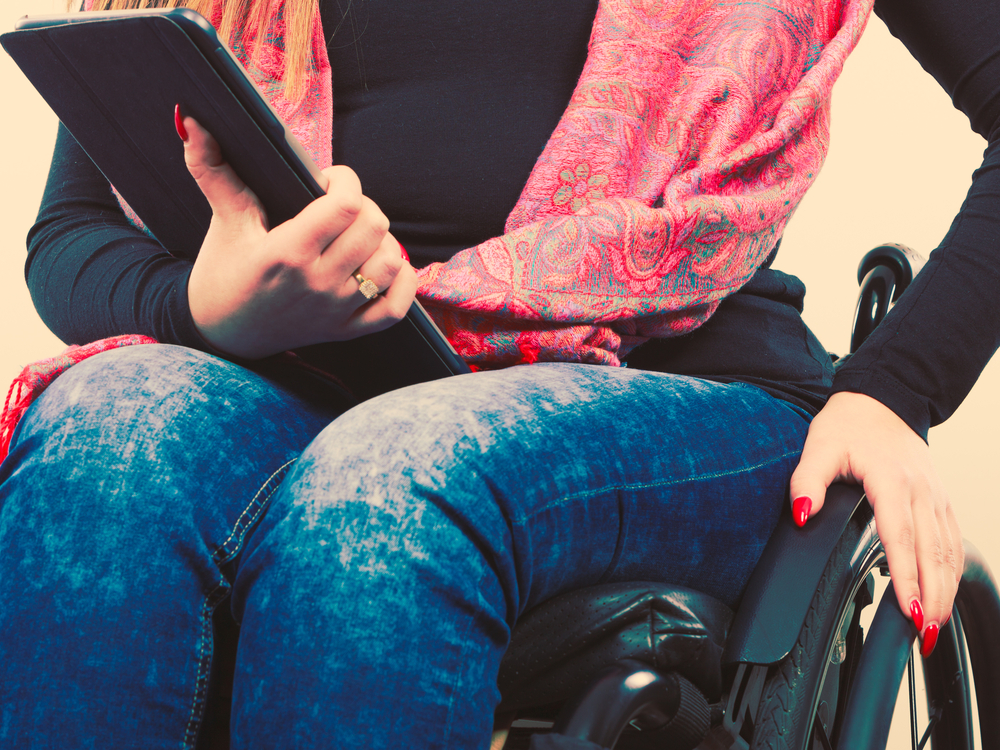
[789,391,964,656]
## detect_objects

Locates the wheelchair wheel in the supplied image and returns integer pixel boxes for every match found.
[745,499,882,749]
[744,502,998,750]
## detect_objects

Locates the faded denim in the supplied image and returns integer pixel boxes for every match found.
[0,344,811,749]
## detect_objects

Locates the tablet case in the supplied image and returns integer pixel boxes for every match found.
[2,10,470,400]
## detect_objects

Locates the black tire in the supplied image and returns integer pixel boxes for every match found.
[749,502,882,749]
[748,503,995,750]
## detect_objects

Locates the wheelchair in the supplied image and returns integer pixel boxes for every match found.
[198,245,1000,750]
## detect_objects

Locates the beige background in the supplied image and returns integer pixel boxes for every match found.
[1,2,997,741]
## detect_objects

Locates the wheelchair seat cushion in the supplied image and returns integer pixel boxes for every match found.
[497,581,733,712]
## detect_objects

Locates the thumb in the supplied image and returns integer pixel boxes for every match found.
[177,106,267,227]
[788,434,842,527]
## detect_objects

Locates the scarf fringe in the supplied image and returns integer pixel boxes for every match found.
[0,335,158,463]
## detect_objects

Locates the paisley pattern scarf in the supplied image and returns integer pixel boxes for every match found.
[422,0,873,367]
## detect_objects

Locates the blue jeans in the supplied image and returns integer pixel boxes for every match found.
[0,345,810,749]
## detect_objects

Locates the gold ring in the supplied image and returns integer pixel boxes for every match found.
[353,272,380,300]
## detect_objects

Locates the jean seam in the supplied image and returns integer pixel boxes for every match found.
[213,458,298,566]
[515,448,802,522]
[181,578,231,750]
[181,458,298,748]
[439,568,496,749]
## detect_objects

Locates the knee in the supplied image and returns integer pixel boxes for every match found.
[0,345,334,556]
[8,344,335,470]
[11,345,240,449]
[1,346,236,537]
[237,375,521,590]
[293,373,528,506]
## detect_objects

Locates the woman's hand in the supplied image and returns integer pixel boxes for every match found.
[789,391,964,656]
[181,114,417,359]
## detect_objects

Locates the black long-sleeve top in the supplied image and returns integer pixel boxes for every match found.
[24,0,1000,439]
[829,0,1000,437]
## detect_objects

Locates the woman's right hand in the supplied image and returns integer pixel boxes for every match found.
[181,114,417,359]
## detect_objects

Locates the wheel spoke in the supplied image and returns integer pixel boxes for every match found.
[916,707,942,750]
[813,718,835,750]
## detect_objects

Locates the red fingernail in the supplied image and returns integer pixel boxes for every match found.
[792,496,811,527]
[909,599,924,632]
[920,622,939,658]
[174,104,188,142]
[398,241,409,262]
[942,610,951,627]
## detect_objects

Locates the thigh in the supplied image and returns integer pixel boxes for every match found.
[229,363,810,748]
[486,366,812,610]
[1,344,345,568]
[248,362,810,609]
[0,344,345,749]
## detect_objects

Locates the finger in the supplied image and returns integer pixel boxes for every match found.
[937,503,961,598]
[915,506,962,659]
[341,262,418,337]
[946,506,965,587]
[315,196,393,280]
[788,428,844,526]
[913,491,960,659]
[943,508,964,625]
[866,478,922,630]
[254,166,365,269]
[911,484,948,632]
[348,230,406,296]
[266,167,367,268]
[288,165,366,254]
[181,113,266,225]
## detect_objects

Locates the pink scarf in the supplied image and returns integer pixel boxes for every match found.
[422,0,873,366]
[1,0,873,460]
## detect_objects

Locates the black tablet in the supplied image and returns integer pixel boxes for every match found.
[2,8,471,401]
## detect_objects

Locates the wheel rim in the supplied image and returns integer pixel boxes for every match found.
[808,535,884,749]
[824,567,976,750]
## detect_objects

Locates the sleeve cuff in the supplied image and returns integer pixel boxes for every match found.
[165,269,232,358]
[831,366,932,441]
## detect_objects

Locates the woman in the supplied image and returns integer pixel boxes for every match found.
[0,0,985,746]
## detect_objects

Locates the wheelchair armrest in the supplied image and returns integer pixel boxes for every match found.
[722,483,868,666]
